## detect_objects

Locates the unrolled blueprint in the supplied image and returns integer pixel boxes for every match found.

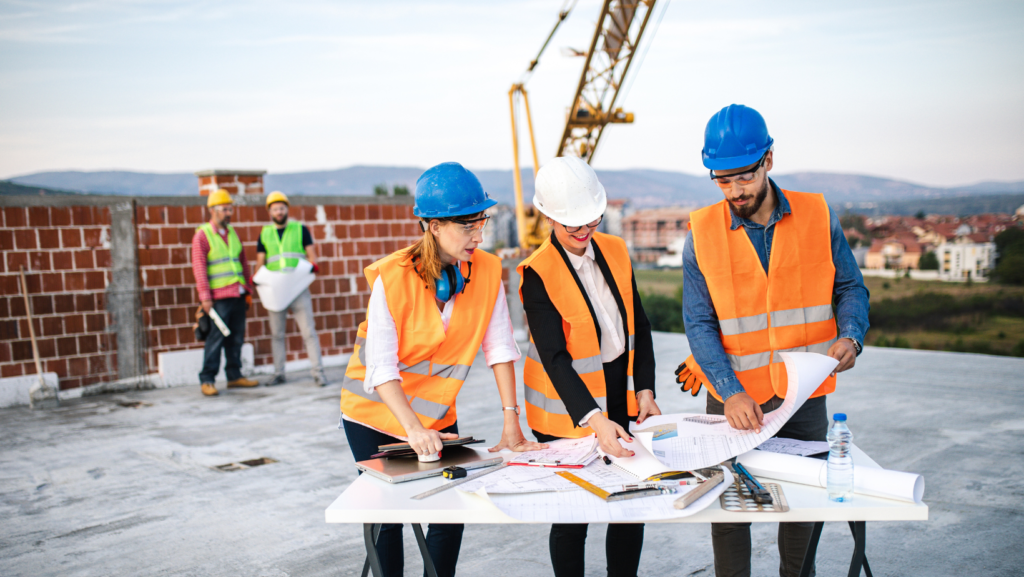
[458,460,638,494]
[630,352,839,471]
[252,259,315,311]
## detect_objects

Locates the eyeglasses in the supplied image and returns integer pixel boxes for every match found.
[710,153,767,186]
[562,215,603,234]
[451,215,490,235]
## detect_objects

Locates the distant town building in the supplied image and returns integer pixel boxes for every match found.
[621,207,693,263]
[865,236,922,270]
[599,198,632,238]
[481,204,518,250]
[937,242,996,281]
[656,236,686,268]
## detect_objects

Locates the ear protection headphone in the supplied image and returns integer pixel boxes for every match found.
[413,255,473,303]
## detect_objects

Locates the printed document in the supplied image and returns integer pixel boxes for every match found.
[252,259,315,312]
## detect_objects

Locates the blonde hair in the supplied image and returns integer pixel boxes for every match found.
[406,220,445,287]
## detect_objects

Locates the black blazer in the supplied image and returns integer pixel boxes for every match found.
[521,235,656,426]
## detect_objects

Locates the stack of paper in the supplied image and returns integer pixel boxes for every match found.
[508,436,599,468]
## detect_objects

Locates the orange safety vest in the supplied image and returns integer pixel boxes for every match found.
[517,232,638,438]
[340,248,502,437]
[682,190,838,404]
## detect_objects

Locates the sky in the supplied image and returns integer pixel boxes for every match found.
[1,0,1023,187]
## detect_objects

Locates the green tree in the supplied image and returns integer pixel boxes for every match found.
[993,227,1024,285]
[839,213,868,235]
[373,183,389,196]
[919,251,939,270]
[915,210,926,219]
[639,287,686,334]
[393,185,410,196]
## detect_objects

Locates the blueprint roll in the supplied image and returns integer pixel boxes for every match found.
[253,259,316,312]
[737,449,925,503]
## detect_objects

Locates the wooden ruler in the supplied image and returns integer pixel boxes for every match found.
[555,471,612,500]
[674,470,725,510]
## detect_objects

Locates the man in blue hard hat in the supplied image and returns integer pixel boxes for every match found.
[677,104,870,577]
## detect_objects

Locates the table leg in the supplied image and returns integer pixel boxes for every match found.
[412,523,439,577]
[847,521,872,577]
[362,523,384,577]
[797,521,824,577]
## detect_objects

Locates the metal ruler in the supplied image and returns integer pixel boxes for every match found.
[410,462,508,500]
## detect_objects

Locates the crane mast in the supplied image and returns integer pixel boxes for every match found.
[510,0,659,250]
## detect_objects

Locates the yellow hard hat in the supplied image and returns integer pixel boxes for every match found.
[266,191,289,207]
[206,189,233,208]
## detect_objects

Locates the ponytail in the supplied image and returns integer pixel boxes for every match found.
[407,221,444,287]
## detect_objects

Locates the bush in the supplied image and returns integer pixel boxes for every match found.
[994,253,1024,285]
[892,335,911,348]
[1012,340,1024,357]
[919,251,939,270]
[869,292,1024,332]
[874,334,890,347]
[640,288,685,333]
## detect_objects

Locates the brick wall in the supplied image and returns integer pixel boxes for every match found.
[0,205,117,390]
[1,195,418,391]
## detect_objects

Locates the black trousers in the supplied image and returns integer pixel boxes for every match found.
[199,297,247,384]
[706,394,828,577]
[343,419,464,577]
[532,352,645,577]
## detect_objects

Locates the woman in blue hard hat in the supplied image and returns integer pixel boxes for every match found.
[518,156,661,577]
[339,162,547,577]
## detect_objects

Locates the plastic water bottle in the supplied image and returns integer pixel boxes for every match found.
[826,413,854,502]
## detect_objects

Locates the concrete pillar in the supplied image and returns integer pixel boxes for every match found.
[107,200,145,379]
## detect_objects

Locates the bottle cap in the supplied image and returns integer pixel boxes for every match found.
[833,413,847,421]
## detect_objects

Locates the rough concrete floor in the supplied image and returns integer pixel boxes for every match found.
[1,334,1022,577]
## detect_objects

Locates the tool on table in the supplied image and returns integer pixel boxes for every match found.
[720,477,790,513]
[673,469,726,510]
[733,462,773,504]
[411,462,508,500]
[442,466,469,480]
[556,471,675,502]
[208,307,231,337]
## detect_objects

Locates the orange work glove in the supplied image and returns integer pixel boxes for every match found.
[674,361,704,397]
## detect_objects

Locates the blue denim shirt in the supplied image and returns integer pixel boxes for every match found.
[682,179,870,401]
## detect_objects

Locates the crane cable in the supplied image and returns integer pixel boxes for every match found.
[614,0,673,111]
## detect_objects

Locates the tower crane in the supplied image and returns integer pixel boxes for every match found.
[509,0,660,250]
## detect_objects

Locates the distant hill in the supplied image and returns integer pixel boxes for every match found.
[0,180,81,196]
[842,193,1024,217]
[8,167,1024,214]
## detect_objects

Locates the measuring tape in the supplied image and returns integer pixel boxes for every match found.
[410,463,508,500]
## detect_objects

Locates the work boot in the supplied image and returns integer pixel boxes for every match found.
[266,374,286,387]
[201,383,219,397]
[314,372,329,387]
[227,377,259,388]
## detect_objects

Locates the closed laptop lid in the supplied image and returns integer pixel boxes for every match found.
[355,446,499,483]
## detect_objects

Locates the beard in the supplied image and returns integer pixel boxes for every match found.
[727,179,770,220]
[272,214,288,226]
[220,215,232,226]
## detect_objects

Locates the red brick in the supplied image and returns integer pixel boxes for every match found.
[137,249,151,267]
[28,206,49,227]
[376,223,389,237]
[146,268,164,288]
[65,314,84,333]
[165,206,185,224]
[141,291,156,308]
[170,306,188,325]
[368,206,381,219]
[383,205,395,219]
[71,206,93,226]
[159,227,178,245]
[68,357,88,376]
[50,207,72,226]
[139,228,154,246]
[28,252,50,271]
[78,334,99,354]
[46,357,67,376]
[31,295,52,315]
[83,228,103,248]
[36,337,56,358]
[340,206,353,220]
[88,355,108,375]
[354,205,367,220]
[11,341,33,361]
[75,294,95,312]
[175,287,193,304]
[57,337,77,356]
[65,272,86,291]
[85,271,105,290]
[156,288,175,307]
[86,313,106,332]
[40,316,61,336]
[170,247,188,265]
[183,268,195,284]
[74,251,94,269]
[2,363,24,378]
[151,248,169,266]
[164,267,183,286]
[61,376,82,390]
[147,206,165,223]
[4,207,26,227]
[61,229,82,248]
[22,273,40,294]
[177,327,192,343]
[0,230,12,251]
[14,229,37,250]
[42,273,63,293]
[178,228,194,244]
[49,251,72,270]
[151,309,168,326]
[186,206,205,223]
[0,298,8,318]
[95,249,111,268]
[160,328,178,346]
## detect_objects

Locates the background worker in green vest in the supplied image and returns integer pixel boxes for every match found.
[254,191,326,387]
[190,189,259,397]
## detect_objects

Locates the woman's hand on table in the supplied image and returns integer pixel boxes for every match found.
[489,421,549,453]
[588,413,634,458]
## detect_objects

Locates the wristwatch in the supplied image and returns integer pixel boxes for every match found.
[848,338,863,356]
[502,405,520,416]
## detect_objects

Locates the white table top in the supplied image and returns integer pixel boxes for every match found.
[325,448,928,525]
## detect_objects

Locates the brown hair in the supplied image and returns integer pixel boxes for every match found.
[406,220,445,287]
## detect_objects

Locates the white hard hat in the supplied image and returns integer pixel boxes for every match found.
[533,156,607,227]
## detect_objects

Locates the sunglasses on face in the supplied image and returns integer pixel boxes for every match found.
[710,153,767,187]
[450,215,489,235]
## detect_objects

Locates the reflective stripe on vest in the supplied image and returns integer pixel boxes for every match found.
[517,232,638,438]
[686,190,838,404]
[339,248,503,437]
[199,223,245,290]
[261,221,305,272]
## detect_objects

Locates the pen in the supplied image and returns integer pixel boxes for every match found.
[528,459,561,466]
[602,456,612,465]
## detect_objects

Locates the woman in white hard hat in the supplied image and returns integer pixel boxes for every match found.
[517,156,661,577]
[339,162,546,577]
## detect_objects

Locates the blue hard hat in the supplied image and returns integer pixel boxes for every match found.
[413,162,496,219]
[702,104,774,171]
